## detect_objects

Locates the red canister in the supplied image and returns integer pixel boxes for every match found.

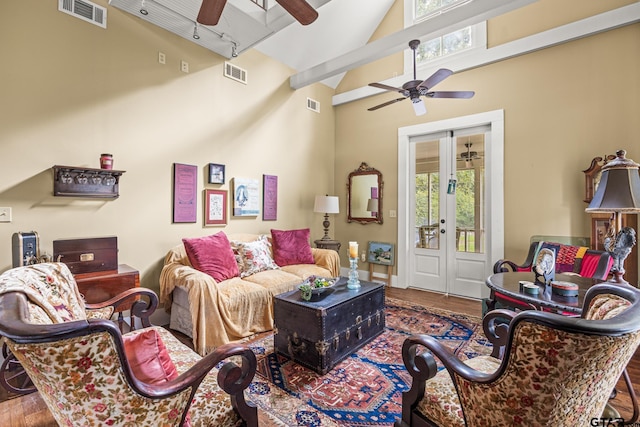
[100,153,113,170]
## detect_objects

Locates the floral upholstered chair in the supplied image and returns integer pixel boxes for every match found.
[0,263,258,427]
[395,282,640,427]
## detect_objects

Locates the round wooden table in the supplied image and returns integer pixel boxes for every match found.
[485,271,602,314]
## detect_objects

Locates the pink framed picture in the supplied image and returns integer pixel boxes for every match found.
[173,163,197,223]
[263,174,278,221]
[204,189,227,226]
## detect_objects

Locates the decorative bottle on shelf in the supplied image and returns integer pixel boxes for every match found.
[100,154,113,170]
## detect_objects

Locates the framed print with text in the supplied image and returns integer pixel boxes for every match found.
[173,163,197,223]
[263,174,278,220]
[205,189,227,226]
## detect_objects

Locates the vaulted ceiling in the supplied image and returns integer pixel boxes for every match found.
[107,0,538,89]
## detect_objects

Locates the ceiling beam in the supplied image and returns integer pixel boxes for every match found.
[289,0,538,89]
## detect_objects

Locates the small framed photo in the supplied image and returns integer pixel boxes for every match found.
[367,241,395,266]
[208,163,225,184]
[204,189,227,226]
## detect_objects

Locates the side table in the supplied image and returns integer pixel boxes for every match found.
[314,239,341,252]
[74,264,140,305]
[74,264,140,331]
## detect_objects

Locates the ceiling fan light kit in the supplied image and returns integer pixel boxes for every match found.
[412,98,427,116]
[368,39,475,115]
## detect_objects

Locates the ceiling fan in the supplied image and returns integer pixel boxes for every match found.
[368,39,475,116]
[457,143,482,163]
[197,0,318,26]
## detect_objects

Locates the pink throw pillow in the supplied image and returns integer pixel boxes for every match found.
[183,232,239,282]
[123,329,178,384]
[271,228,315,266]
[123,329,191,426]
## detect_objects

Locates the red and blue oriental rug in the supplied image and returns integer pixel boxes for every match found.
[245,297,492,427]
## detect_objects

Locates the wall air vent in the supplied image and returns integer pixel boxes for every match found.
[224,62,248,85]
[58,0,107,28]
[307,98,320,113]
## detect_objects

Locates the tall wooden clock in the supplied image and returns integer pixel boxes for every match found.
[583,155,638,285]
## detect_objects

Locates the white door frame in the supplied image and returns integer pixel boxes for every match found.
[397,109,505,298]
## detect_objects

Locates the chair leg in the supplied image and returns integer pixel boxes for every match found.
[622,368,639,424]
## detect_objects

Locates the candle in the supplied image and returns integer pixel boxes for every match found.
[349,241,358,259]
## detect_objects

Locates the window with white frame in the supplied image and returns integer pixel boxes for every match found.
[406,0,486,67]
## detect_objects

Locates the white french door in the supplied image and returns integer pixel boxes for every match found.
[397,110,504,299]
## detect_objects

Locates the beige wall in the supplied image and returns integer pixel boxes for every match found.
[1,0,639,292]
[0,0,336,293]
[334,2,640,274]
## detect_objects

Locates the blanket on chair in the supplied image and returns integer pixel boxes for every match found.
[0,262,87,323]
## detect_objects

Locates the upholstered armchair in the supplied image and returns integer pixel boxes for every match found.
[396,283,640,427]
[0,263,258,427]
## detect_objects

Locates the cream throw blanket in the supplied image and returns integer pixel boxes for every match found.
[160,234,340,356]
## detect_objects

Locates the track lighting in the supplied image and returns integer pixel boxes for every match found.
[139,0,148,15]
[192,23,200,40]
[231,43,238,58]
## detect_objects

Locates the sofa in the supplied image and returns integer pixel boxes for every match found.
[160,230,340,356]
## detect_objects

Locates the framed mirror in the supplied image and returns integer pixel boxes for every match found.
[347,162,383,224]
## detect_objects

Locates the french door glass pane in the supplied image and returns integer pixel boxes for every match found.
[415,140,439,249]
[455,135,485,253]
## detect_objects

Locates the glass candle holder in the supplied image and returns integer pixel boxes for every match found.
[347,256,360,289]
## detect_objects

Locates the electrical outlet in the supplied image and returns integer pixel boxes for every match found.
[389,210,397,218]
[360,251,366,262]
[181,60,189,73]
[158,51,166,64]
[0,207,12,222]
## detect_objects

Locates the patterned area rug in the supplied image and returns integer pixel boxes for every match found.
[245,297,492,427]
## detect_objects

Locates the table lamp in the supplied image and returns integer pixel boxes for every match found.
[314,195,339,241]
[585,150,640,284]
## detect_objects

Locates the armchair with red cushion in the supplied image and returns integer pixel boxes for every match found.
[0,263,258,427]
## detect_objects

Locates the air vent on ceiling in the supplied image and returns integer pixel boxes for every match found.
[224,62,248,85]
[58,0,107,28]
[307,98,320,113]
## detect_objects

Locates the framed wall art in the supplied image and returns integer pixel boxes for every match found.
[173,163,197,223]
[204,189,227,226]
[367,241,395,266]
[233,177,260,217]
[208,163,225,184]
[263,174,278,221]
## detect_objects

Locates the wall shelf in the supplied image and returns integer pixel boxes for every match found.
[52,165,125,198]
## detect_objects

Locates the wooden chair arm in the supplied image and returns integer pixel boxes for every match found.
[483,309,517,359]
[135,342,258,426]
[492,259,527,273]
[85,288,158,328]
[493,241,539,273]
[400,334,496,423]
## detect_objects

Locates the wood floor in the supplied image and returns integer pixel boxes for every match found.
[1,287,638,426]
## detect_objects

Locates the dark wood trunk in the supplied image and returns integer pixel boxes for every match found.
[274,278,385,374]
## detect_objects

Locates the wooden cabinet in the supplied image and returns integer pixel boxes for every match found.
[589,213,638,285]
[74,264,140,308]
